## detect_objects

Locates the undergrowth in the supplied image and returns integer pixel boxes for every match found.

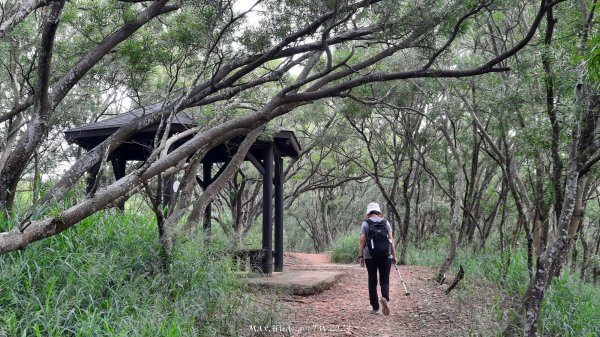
[406,237,600,337]
[0,211,278,337]
[330,233,359,263]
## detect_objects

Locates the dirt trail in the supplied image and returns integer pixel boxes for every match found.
[276,253,489,337]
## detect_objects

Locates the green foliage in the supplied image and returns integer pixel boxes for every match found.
[406,236,449,267]
[455,246,529,297]
[540,273,600,337]
[330,233,359,264]
[0,212,16,233]
[166,10,210,48]
[238,28,273,54]
[0,211,276,337]
[239,221,263,249]
[408,239,600,336]
[119,35,157,74]
[586,33,600,85]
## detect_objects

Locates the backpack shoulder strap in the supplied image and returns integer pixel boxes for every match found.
[365,219,373,234]
[382,219,389,234]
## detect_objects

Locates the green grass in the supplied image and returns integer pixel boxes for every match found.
[406,237,600,336]
[540,272,600,336]
[406,236,449,267]
[456,247,530,297]
[329,233,359,263]
[0,211,278,337]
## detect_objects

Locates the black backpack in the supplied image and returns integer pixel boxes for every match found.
[365,219,390,259]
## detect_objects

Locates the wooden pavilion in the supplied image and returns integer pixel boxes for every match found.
[64,104,301,274]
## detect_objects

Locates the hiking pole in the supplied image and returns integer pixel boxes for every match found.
[393,263,411,296]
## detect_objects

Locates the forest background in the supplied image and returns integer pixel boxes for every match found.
[0,0,599,336]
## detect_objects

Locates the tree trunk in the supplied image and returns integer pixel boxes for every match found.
[521,59,599,335]
[0,0,66,213]
[33,150,41,205]
[435,118,464,283]
[578,223,588,281]
[542,6,563,225]
[548,175,590,279]
[522,156,580,336]
[499,178,508,255]
[399,159,414,265]
[459,121,482,246]
[593,227,600,284]
[428,179,437,240]
[479,178,505,250]
[435,166,463,283]
[570,221,584,275]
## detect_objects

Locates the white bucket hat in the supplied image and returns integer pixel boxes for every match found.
[366,202,381,215]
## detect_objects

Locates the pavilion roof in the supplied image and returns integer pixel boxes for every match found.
[64,104,301,162]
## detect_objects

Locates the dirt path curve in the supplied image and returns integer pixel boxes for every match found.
[277,253,483,337]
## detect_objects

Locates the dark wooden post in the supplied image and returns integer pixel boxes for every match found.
[203,161,212,240]
[262,143,274,274]
[162,173,174,214]
[274,152,284,272]
[110,156,127,211]
[85,162,101,195]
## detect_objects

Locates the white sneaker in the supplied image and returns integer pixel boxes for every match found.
[380,298,390,316]
[370,309,380,315]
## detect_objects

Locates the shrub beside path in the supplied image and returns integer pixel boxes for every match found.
[277,253,494,337]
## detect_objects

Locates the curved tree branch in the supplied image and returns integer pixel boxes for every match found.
[0,0,50,38]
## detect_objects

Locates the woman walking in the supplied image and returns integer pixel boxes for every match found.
[358,202,397,315]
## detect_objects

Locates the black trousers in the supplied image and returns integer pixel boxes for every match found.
[365,257,392,310]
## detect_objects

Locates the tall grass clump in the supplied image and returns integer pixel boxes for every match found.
[455,247,530,297]
[540,272,600,336]
[330,234,359,263]
[406,236,449,267]
[407,238,529,295]
[0,211,278,337]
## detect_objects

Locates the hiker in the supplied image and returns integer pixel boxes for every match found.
[358,202,397,315]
